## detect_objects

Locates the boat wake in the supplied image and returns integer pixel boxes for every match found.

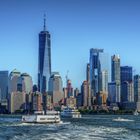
[113,117,134,122]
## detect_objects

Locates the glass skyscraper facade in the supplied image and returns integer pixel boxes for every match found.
[38,16,51,93]
[121,66,132,84]
[89,48,109,97]
[121,66,133,103]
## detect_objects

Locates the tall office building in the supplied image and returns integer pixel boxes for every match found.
[38,15,51,93]
[89,48,109,97]
[48,72,63,106]
[121,81,134,103]
[134,75,140,102]
[81,81,88,107]
[74,88,79,98]
[9,91,26,113]
[101,70,108,94]
[81,81,91,108]
[9,69,21,94]
[17,73,33,94]
[134,75,140,111]
[111,55,121,102]
[49,72,63,92]
[121,66,133,103]
[0,71,8,101]
[111,55,120,82]
[121,66,132,83]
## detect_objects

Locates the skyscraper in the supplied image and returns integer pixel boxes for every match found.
[121,66,133,84]
[121,66,133,103]
[121,81,134,103]
[89,48,109,97]
[134,75,140,111]
[134,75,140,102]
[111,55,121,103]
[9,69,21,94]
[48,72,63,106]
[38,15,51,93]
[101,70,108,94]
[0,71,8,101]
[111,55,120,83]
[18,73,33,94]
[81,81,91,108]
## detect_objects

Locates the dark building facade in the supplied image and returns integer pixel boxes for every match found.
[134,75,140,102]
[121,66,132,84]
[0,71,8,101]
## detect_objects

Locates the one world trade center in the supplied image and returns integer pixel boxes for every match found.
[38,15,51,93]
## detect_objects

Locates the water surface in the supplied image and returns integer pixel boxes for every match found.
[0,115,140,140]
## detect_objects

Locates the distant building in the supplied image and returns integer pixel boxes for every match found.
[66,96,76,108]
[134,75,140,111]
[81,81,88,107]
[48,72,63,106]
[74,88,79,98]
[89,48,109,97]
[9,69,21,94]
[81,81,91,108]
[66,79,73,97]
[9,92,26,113]
[33,84,38,92]
[134,75,140,102]
[111,55,120,83]
[108,82,120,103]
[111,55,121,102]
[121,81,134,103]
[47,94,53,110]
[63,88,67,98]
[38,15,51,93]
[121,66,133,83]
[101,70,108,95]
[20,73,33,94]
[86,63,90,84]
[0,71,8,101]
[96,91,107,106]
[121,66,133,103]
[32,92,43,111]
[76,93,83,108]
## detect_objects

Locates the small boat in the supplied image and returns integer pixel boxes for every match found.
[61,107,82,118]
[113,117,134,122]
[22,111,61,123]
[133,110,139,116]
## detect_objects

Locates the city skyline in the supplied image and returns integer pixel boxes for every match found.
[0,0,140,88]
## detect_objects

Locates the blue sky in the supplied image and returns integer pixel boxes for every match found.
[0,0,140,89]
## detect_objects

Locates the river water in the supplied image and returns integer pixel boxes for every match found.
[0,115,140,140]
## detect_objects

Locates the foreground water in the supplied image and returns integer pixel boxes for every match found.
[0,115,140,140]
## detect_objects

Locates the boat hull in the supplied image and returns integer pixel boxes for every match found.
[22,115,61,123]
[61,113,81,118]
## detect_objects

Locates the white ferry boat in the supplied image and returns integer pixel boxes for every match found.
[22,111,61,123]
[61,107,81,118]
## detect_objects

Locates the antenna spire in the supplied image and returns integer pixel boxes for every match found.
[43,14,46,31]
